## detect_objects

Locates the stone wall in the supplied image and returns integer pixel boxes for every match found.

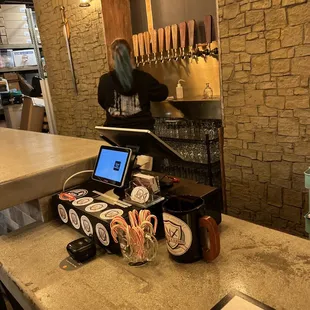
[218,0,310,236]
[33,0,108,139]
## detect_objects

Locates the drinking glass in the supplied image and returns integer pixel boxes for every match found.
[183,143,192,161]
[211,142,220,163]
[174,121,180,138]
[154,118,159,135]
[198,168,207,184]
[155,118,165,137]
[178,142,185,158]
[179,120,189,139]
[199,121,206,140]
[195,144,205,163]
[188,120,195,139]
[117,229,158,266]
[209,121,219,140]
[194,121,202,140]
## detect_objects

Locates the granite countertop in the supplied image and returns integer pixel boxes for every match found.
[0,215,309,310]
[0,128,105,210]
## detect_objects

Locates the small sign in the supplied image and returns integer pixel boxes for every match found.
[211,290,275,310]
[59,256,83,271]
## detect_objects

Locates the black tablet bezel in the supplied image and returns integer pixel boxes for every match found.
[92,145,132,188]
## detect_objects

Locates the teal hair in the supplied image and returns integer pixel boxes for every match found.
[113,40,133,92]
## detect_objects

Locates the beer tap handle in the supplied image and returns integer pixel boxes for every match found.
[171,24,179,61]
[138,33,145,65]
[165,25,171,61]
[132,34,139,66]
[158,28,165,63]
[151,29,158,63]
[179,21,187,59]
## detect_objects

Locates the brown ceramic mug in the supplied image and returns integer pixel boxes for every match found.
[162,195,220,263]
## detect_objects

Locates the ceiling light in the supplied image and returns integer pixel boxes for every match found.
[79,0,91,7]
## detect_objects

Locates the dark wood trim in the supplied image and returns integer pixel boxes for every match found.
[100,0,133,69]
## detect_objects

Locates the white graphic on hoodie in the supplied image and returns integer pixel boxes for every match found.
[108,91,142,117]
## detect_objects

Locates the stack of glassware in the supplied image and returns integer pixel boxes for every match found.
[154,118,220,141]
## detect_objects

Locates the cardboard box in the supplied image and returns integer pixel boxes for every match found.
[0,78,9,92]
[0,35,8,44]
[13,49,37,67]
[0,27,6,36]
[7,36,31,45]
[3,104,23,129]
[8,81,20,91]
[0,13,27,21]
[6,28,30,37]
[4,20,28,29]
[0,5,26,14]
[20,97,45,132]
[4,72,18,81]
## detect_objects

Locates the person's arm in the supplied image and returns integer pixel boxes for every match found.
[98,75,107,110]
[147,74,169,102]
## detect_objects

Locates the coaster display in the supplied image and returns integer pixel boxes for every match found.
[81,215,93,236]
[58,204,68,223]
[96,223,110,246]
[85,202,108,213]
[100,209,124,220]
[72,197,94,207]
[69,209,80,229]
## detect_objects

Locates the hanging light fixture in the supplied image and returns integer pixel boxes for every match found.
[79,0,91,7]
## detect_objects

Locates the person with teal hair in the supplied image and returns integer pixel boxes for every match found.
[98,38,168,130]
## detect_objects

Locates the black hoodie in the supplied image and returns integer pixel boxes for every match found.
[98,69,168,130]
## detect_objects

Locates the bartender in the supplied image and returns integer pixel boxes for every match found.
[98,38,168,130]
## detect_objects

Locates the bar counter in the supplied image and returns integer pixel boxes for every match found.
[0,128,105,211]
[0,215,309,310]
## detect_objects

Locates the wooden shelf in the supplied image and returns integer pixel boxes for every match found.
[0,44,34,49]
[0,44,42,49]
[0,66,39,73]
[167,97,221,103]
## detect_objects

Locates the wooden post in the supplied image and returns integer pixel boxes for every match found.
[100,0,133,69]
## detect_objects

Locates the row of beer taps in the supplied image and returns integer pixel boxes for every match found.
[132,16,218,66]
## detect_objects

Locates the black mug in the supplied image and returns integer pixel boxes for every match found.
[162,195,220,263]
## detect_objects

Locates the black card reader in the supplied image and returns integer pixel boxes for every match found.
[66,237,96,263]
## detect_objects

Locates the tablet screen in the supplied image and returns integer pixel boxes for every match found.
[92,146,132,187]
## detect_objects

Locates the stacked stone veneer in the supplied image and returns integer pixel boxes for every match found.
[218,0,310,236]
[33,0,108,139]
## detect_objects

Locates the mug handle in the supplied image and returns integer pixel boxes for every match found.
[199,216,220,262]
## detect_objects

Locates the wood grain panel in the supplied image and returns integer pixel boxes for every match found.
[145,0,154,30]
[100,0,133,69]
[131,0,217,42]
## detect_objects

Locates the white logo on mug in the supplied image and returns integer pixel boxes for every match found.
[163,213,192,256]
